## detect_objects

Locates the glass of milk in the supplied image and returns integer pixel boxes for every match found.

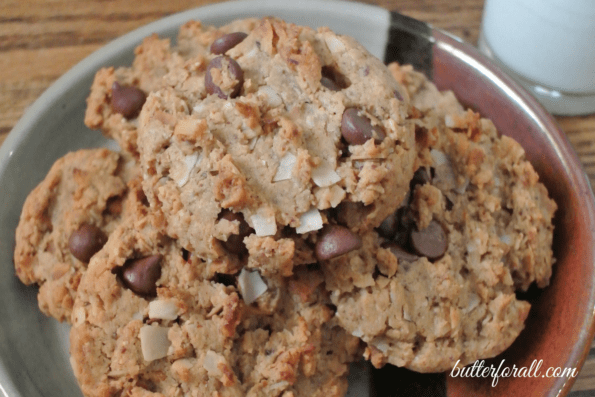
[478,0,595,115]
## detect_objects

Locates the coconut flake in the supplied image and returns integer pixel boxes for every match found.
[203,350,223,376]
[148,300,179,320]
[373,339,390,354]
[139,325,171,362]
[193,102,206,114]
[464,293,480,313]
[430,149,449,166]
[177,153,200,187]
[324,35,346,54]
[102,139,121,152]
[132,311,144,321]
[351,328,364,338]
[455,178,469,194]
[499,234,513,246]
[295,208,323,234]
[73,307,86,327]
[273,153,297,182]
[402,308,411,322]
[238,268,268,305]
[259,86,283,107]
[312,163,341,187]
[249,136,259,150]
[430,149,457,187]
[250,213,277,236]
[242,47,259,62]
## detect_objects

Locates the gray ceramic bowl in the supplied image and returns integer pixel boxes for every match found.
[1,1,594,396]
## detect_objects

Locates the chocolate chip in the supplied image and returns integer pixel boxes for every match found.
[393,230,410,248]
[410,167,431,192]
[68,224,107,263]
[397,207,416,231]
[211,32,248,54]
[382,242,420,263]
[410,220,448,260]
[218,210,252,255]
[111,82,146,118]
[205,56,244,99]
[340,108,386,145]
[315,225,363,261]
[377,212,398,239]
[120,255,162,297]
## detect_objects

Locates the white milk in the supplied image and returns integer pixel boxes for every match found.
[480,0,595,94]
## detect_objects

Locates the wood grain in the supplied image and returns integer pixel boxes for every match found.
[1,0,594,394]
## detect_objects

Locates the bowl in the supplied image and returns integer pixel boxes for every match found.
[1,1,594,396]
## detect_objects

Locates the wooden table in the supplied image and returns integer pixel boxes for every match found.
[1,0,593,395]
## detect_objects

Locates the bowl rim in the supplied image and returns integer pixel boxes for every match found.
[430,26,595,396]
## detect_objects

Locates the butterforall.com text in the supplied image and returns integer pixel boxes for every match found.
[450,359,578,387]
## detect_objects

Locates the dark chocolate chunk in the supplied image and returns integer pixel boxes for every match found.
[383,241,420,263]
[341,107,386,145]
[377,212,398,239]
[410,220,448,260]
[315,225,363,261]
[210,32,248,54]
[68,223,107,263]
[111,82,146,118]
[120,254,163,297]
[205,56,244,99]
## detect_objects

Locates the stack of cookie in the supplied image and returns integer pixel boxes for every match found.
[14,17,556,397]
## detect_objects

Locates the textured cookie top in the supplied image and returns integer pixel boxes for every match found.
[84,18,259,156]
[13,148,139,321]
[319,64,556,372]
[70,214,360,397]
[137,17,415,274]
[391,63,557,290]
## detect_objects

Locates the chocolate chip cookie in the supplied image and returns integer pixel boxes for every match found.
[137,17,415,276]
[319,63,556,372]
[391,62,558,290]
[70,214,361,397]
[85,18,258,157]
[14,148,141,322]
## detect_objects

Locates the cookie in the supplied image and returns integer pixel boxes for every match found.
[390,62,557,290]
[13,148,141,322]
[70,213,361,397]
[320,64,556,372]
[84,18,259,157]
[137,17,415,276]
